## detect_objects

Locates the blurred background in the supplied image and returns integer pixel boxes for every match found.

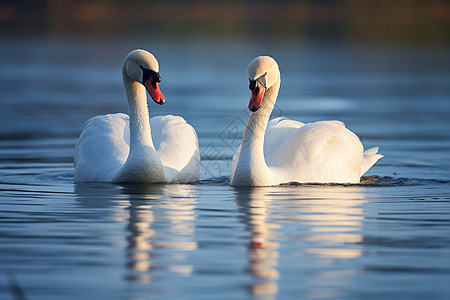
[1,0,449,43]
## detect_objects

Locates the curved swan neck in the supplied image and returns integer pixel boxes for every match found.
[122,67,155,152]
[232,75,280,186]
[242,75,281,150]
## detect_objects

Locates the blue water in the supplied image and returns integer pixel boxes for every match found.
[1,37,449,300]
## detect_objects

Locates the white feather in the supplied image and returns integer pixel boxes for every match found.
[74,50,200,183]
[230,56,382,186]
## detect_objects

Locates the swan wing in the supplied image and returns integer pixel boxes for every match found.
[266,120,364,183]
[150,115,200,182]
[74,113,129,182]
[264,117,304,158]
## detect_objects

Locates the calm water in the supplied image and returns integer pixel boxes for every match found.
[1,37,449,300]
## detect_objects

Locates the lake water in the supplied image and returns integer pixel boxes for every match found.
[1,37,449,300]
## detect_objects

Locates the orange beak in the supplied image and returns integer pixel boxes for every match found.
[144,78,165,105]
[249,82,265,112]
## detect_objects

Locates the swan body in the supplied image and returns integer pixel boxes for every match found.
[230,56,382,186]
[74,49,200,183]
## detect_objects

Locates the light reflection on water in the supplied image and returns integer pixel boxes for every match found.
[1,178,450,299]
[74,183,200,285]
[234,186,369,299]
[0,38,450,300]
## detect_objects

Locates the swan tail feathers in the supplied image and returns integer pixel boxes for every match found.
[360,147,383,176]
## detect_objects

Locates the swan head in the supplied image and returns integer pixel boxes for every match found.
[124,49,165,104]
[247,56,279,112]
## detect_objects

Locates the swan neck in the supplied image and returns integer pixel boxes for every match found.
[122,67,155,151]
[112,66,164,183]
[231,76,280,186]
[242,76,280,150]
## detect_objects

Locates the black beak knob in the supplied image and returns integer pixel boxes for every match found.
[152,72,162,83]
[141,67,161,85]
[249,79,257,91]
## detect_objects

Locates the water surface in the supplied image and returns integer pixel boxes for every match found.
[1,38,449,299]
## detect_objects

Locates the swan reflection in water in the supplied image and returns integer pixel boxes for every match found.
[123,184,198,283]
[75,183,199,283]
[75,182,372,298]
[233,187,281,298]
[233,185,369,299]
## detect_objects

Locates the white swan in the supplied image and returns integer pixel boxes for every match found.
[230,56,382,186]
[74,49,200,183]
